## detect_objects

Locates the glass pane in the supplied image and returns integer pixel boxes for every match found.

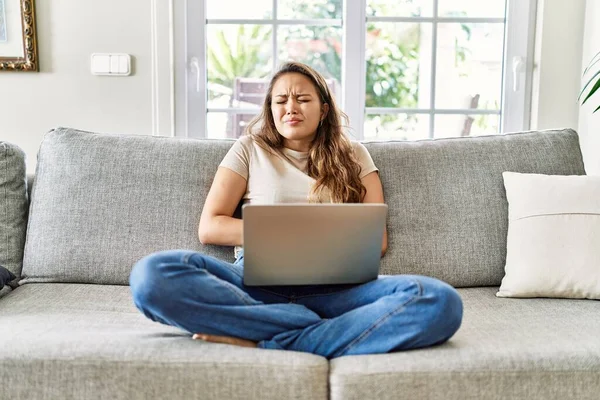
[367,0,433,17]
[438,0,506,18]
[207,0,272,19]
[207,112,260,139]
[365,114,429,140]
[434,113,499,138]
[435,23,504,110]
[278,0,343,19]
[207,25,272,109]
[366,23,432,108]
[278,25,342,100]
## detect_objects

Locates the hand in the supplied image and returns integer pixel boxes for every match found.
[193,333,258,348]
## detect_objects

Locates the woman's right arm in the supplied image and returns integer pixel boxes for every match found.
[198,167,247,246]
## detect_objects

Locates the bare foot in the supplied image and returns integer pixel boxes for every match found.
[193,333,258,348]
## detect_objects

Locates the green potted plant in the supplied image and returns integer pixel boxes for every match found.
[580,51,600,113]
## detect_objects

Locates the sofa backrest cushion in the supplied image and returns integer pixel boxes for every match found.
[366,129,585,286]
[0,142,29,281]
[21,128,235,285]
[21,127,585,287]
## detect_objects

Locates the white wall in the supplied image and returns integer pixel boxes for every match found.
[578,0,600,175]
[530,0,586,132]
[0,0,173,173]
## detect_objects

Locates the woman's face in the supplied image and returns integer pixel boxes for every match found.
[270,72,328,151]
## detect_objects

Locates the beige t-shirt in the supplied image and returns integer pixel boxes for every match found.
[219,135,379,256]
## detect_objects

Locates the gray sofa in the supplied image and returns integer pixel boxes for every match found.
[1,127,599,400]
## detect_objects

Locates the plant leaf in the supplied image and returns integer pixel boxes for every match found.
[581,76,600,105]
[583,57,600,77]
[216,30,234,80]
[236,25,244,66]
[583,51,600,75]
[207,46,228,83]
[578,70,600,101]
[594,104,600,113]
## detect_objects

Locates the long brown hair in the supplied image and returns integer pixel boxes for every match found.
[245,62,366,203]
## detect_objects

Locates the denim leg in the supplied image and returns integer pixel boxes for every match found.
[258,275,463,359]
[129,250,322,342]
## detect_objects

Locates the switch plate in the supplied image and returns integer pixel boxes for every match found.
[91,53,131,76]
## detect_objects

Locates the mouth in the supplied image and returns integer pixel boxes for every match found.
[285,119,303,125]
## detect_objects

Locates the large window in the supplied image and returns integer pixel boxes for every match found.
[176,0,536,140]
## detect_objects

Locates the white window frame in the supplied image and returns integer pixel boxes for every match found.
[175,0,536,139]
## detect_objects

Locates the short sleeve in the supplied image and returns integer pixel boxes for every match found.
[219,136,252,180]
[353,142,378,178]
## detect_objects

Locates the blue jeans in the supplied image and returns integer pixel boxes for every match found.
[129,249,463,359]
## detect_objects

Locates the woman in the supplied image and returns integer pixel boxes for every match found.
[129,62,463,359]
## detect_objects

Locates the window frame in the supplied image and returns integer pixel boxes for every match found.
[175,0,537,139]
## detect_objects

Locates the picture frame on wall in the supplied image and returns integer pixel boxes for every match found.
[0,0,38,71]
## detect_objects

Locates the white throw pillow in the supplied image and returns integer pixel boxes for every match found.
[497,172,600,299]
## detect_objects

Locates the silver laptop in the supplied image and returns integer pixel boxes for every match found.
[242,203,387,286]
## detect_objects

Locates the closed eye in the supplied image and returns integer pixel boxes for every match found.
[273,96,311,104]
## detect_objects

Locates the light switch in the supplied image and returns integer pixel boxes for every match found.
[109,55,120,74]
[91,54,110,74]
[118,55,130,74]
[91,53,132,76]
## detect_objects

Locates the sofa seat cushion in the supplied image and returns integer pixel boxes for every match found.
[0,283,328,400]
[330,287,600,400]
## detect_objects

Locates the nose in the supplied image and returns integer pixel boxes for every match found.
[285,99,297,114]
